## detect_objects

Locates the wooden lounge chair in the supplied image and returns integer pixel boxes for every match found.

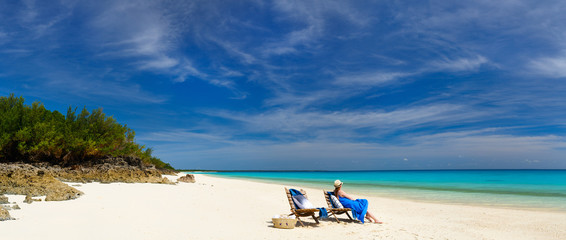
[323,190,354,223]
[285,187,320,227]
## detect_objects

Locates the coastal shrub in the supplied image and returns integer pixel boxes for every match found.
[0,94,173,170]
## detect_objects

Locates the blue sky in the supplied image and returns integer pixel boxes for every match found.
[1,0,565,170]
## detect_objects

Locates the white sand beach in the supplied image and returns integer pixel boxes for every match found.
[1,174,566,240]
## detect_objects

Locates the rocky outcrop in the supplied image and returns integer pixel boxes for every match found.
[0,194,8,204]
[23,195,33,204]
[177,174,196,183]
[0,205,13,221]
[30,156,176,184]
[0,164,83,201]
[1,160,175,203]
[45,188,78,201]
[160,177,174,184]
[1,156,176,204]
[1,158,177,222]
[2,204,21,210]
[0,194,12,220]
[52,164,171,184]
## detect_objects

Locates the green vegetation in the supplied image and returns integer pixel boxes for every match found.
[0,94,173,170]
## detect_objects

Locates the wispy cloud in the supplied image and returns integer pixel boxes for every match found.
[261,0,371,57]
[138,55,179,70]
[91,1,173,57]
[44,77,167,104]
[88,1,250,97]
[207,37,257,64]
[172,60,207,82]
[332,54,488,88]
[267,54,488,111]
[530,54,566,78]
[264,89,347,108]
[396,1,566,77]
[138,129,237,146]
[16,0,74,39]
[333,71,413,87]
[405,130,566,165]
[428,55,489,72]
[202,103,484,141]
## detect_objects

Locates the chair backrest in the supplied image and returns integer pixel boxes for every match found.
[323,190,334,208]
[285,187,308,211]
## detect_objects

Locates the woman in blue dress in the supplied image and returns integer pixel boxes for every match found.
[333,179,382,224]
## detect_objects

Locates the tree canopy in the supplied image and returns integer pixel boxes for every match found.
[0,94,172,170]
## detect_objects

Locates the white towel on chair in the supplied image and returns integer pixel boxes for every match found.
[292,195,315,209]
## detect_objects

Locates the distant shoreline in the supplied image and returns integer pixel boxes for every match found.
[179,168,566,172]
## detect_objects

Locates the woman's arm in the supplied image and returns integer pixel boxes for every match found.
[338,190,355,200]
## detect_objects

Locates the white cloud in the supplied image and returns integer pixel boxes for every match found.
[530,55,566,78]
[88,1,249,95]
[334,71,413,87]
[407,131,566,160]
[139,129,236,144]
[138,56,179,70]
[89,2,213,85]
[259,23,322,57]
[173,60,207,82]
[429,55,488,72]
[261,0,370,57]
[392,0,566,79]
[219,67,244,77]
[11,0,74,39]
[31,12,71,38]
[261,56,483,113]
[92,2,174,58]
[400,1,560,39]
[264,89,347,108]
[203,103,480,139]
[208,38,257,64]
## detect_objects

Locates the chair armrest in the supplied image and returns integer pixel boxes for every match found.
[294,208,320,213]
[328,208,351,211]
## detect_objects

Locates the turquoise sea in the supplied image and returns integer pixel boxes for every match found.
[192,170,566,211]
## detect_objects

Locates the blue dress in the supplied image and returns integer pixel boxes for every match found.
[339,197,369,223]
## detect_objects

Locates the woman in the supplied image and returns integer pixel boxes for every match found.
[333,179,382,224]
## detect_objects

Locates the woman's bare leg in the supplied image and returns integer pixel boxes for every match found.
[366,211,382,224]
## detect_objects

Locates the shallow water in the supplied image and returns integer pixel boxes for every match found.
[189,170,566,211]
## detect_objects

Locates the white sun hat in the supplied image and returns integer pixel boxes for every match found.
[334,179,343,188]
